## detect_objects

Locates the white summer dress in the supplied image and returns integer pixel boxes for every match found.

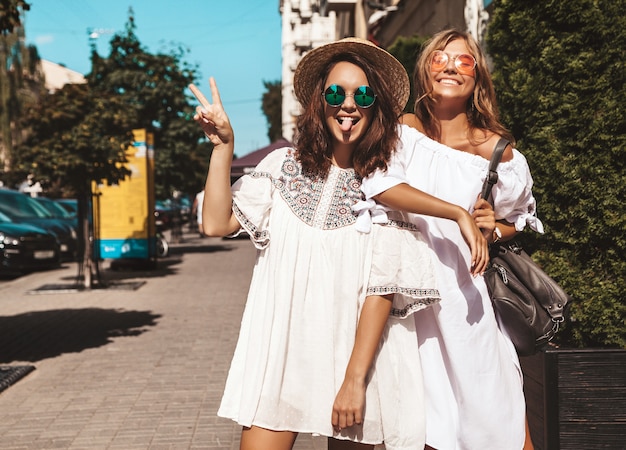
[361,125,544,450]
[217,147,440,449]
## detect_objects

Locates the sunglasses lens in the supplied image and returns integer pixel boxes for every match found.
[324,84,345,106]
[431,51,447,70]
[354,86,376,108]
[456,54,476,74]
[324,84,376,108]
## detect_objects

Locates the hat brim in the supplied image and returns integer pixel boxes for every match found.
[293,37,410,116]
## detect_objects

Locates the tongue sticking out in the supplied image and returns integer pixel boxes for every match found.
[338,117,356,132]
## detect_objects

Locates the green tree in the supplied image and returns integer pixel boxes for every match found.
[12,82,133,193]
[87,12,211,199]
[0,0,30,35]
[261,80,282,142]
[12,10,213,286]
[13,11,211,198]
[487,0,626,348]
[388,34,429,113]
[0,21,43,174]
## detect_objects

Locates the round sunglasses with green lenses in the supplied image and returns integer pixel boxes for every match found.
[323,84,377,108]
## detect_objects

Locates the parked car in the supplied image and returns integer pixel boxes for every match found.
[56,198,78,218]
[154,199,180,231]
[177,195,192,223]
[32,196,79,234]
[0,189,78,261]
[0,210,61,273]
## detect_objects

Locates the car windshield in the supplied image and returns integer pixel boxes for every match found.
[0,191,54,219]
[57,199,78,216]
[35,198,73,219]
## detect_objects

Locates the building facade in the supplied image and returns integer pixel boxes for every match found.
[280,0,494,140]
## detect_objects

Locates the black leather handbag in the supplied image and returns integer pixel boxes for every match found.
[481,139,573,356]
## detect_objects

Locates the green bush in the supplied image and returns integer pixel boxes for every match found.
[487,0,626,348]
[388,34,429,113]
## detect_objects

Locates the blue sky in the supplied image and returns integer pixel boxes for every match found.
[23,0,283,157]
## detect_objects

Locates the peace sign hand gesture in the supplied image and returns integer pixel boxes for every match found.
[190,78,234,148]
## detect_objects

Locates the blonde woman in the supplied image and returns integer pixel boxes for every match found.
[361,29,542,449]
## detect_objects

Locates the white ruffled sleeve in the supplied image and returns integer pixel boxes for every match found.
[360,125,426,199]
[230,148,291,249]
[355,126,429,232]
[492,149,544,233]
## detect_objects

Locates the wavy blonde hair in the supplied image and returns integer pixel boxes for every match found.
[412,29,514,145]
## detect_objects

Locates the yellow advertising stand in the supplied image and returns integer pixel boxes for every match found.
[93,129,156,267]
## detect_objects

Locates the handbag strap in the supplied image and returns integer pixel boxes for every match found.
[480,138,510,202]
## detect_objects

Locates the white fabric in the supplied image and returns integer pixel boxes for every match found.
[368,212,441,319]
[353,198,390,233]
[195,190,204,225]
[217,147,438,449]
[362,125,543,450]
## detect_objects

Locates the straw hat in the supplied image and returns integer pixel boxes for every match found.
[293,37,410,115]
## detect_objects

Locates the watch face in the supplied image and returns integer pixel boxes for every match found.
[493,226,502,244]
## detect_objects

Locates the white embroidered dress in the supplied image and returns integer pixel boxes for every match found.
[362,125,544,450]
[217,147,440,449]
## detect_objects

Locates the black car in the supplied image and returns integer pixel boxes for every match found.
[0,210,61,273]
[0,189,78,261]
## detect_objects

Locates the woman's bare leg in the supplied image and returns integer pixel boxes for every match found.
[523,416,535,450]
[240,426,297,450]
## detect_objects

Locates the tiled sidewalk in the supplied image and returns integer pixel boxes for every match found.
[0,232,326,450]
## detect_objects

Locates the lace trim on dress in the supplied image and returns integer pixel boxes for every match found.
[366,286,441,318]
[353,201,421,234]
[384,218,419,232]
[247,151,363,230]
[314,166,363,229]
[231,201,270,249]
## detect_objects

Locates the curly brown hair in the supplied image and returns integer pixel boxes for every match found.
[412,29,514,145]
[294,52,402,179]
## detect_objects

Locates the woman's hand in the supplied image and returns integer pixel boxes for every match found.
[374,184,489,275]
[331,295,392,432]
[332,376,366,432]
[190,78,234,148]
[473,197,496,242]
[190,79,239,236]
[456,210,490,275]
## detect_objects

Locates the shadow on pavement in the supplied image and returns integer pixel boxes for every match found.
[169,242,239,255]
[0,308,161,364]
[44,257,185,288]
[60,242,237,285]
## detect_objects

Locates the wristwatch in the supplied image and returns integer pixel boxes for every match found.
[492,226,502,244]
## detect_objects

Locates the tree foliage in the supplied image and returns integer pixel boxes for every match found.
[12,82,133,195]
[0,0,30,35]
[87,13,211,198]
[261,80,282,142]
[12,11,212,198]
[0,21,43,174]
[388,34,429,113]
[487,0,626,348]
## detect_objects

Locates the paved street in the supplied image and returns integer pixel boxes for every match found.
[0,231,326,450]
